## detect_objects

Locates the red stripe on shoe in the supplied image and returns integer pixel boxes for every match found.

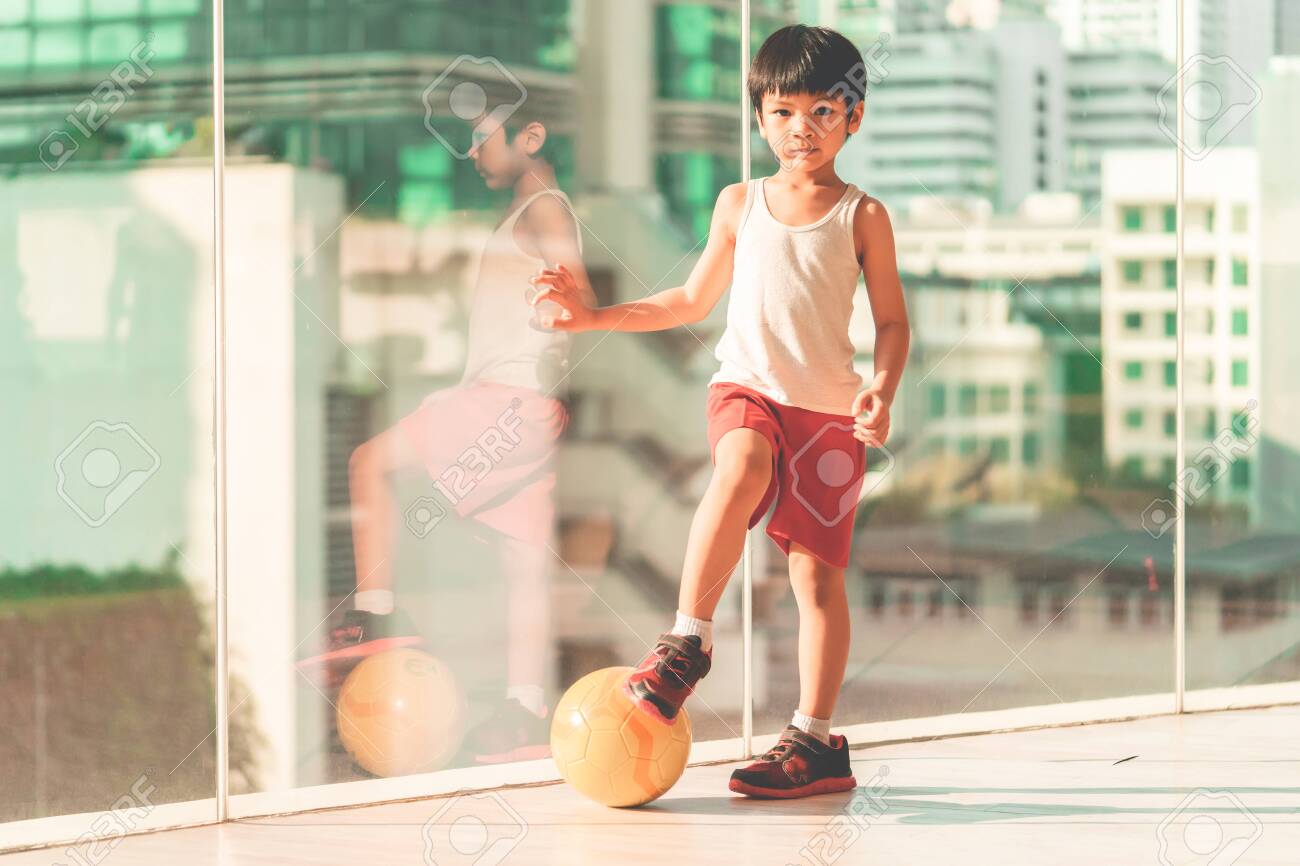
[295,635,424,668]
[728,774,858,800]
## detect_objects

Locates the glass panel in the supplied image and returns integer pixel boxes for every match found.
[1184,47,1300,691]
[0,0,215,832]
[748,5,1177,738]
[224,0,745,797]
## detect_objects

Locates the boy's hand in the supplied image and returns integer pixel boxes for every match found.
[528,264,597,331]
[851,387,890,447]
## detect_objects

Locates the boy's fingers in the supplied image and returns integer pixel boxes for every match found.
[530,271,566,288]
[851,391,871,417]
[531,283,575,304]
[535,288,578,310]
[531,268,573,287]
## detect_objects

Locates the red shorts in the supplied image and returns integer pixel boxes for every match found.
[398,381,567,545]
[706,382,866,569]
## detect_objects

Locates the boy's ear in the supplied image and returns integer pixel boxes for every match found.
[846,100,864,134]
[517,121,547,157]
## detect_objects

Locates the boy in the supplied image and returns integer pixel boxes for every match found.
[529,25,910,798]
[301,110,593,764]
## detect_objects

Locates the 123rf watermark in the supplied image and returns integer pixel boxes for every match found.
[52,771,157,866]
[1156,788,1262,866]
[1142,400,1259,539]
[404,398,526,538]
[788,766,890,866]
[38,35,156,171]
[422,790,528,866]
[55,420,161,528]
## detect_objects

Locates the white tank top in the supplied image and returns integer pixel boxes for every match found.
[460,188,581,394]
[710,177,866,415]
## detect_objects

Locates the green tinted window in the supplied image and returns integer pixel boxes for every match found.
[1232,309,1247,336]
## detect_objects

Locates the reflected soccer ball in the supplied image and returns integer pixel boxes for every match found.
[335,649,466,777]
[550,666,692,807]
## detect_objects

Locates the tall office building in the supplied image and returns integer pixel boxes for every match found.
[1281,0,1300,53]
[1054,0,1224,62]
[852,29,1000,206]
[1065,49,1175,212]
[847,15,1069,214]
[894,0,1049,32]
[991,17,1069,210]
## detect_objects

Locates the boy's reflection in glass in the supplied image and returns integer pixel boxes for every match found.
[303,111,594,766]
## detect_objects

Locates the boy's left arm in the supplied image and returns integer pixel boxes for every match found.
[851,196,911,447]
[521,192,598,312]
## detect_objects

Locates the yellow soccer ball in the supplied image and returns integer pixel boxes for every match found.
[550,666,692,807]
[335,649,465,777]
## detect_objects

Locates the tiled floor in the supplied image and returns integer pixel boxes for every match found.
[6,705,1299,865]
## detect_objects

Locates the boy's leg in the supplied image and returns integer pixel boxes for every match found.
[626,426,774,723]
[466,533,553,763]
[503,534,550,711]
[297,424,428,681]
[348,424,425,603]
[729,542,856,799]
[677,427,774,618]
[788,541,851,721]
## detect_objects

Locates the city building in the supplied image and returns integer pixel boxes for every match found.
[1065,48,1174,211]
[1100,147,1259,509]
[1053,0,1223,62]
[891,192,1101,500]
[851,28,1000,206]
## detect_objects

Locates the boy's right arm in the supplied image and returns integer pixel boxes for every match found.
[529,182,746,333]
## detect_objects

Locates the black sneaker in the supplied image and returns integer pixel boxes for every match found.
[465,698,551,764]
[728,725,856,799]
[296,608,423,689]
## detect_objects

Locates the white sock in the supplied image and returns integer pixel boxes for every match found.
[507,684,547,717]
[354,589,394,615]
[792,710,832,745]
[671,610,713,652]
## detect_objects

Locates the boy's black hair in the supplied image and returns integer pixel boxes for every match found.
[748,25,867,117]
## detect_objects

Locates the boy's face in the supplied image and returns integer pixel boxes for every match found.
[755,90,863,173]
[469,119,545,190]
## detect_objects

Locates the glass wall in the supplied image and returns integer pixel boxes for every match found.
[219,0,744,798]
[747,3,1180,736]
[1,0,1297,852]
[0,0,217,827]
[1183,54,1300,692]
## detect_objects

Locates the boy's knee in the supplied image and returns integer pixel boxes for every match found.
[790,553,847,603]
[713,434,772,496]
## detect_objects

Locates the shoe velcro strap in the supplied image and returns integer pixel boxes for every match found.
[657,634,712,677]
[787,730,828,753]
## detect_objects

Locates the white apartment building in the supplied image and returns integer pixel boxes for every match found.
[890,193,1104,504]
[1100,148,1260,509]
